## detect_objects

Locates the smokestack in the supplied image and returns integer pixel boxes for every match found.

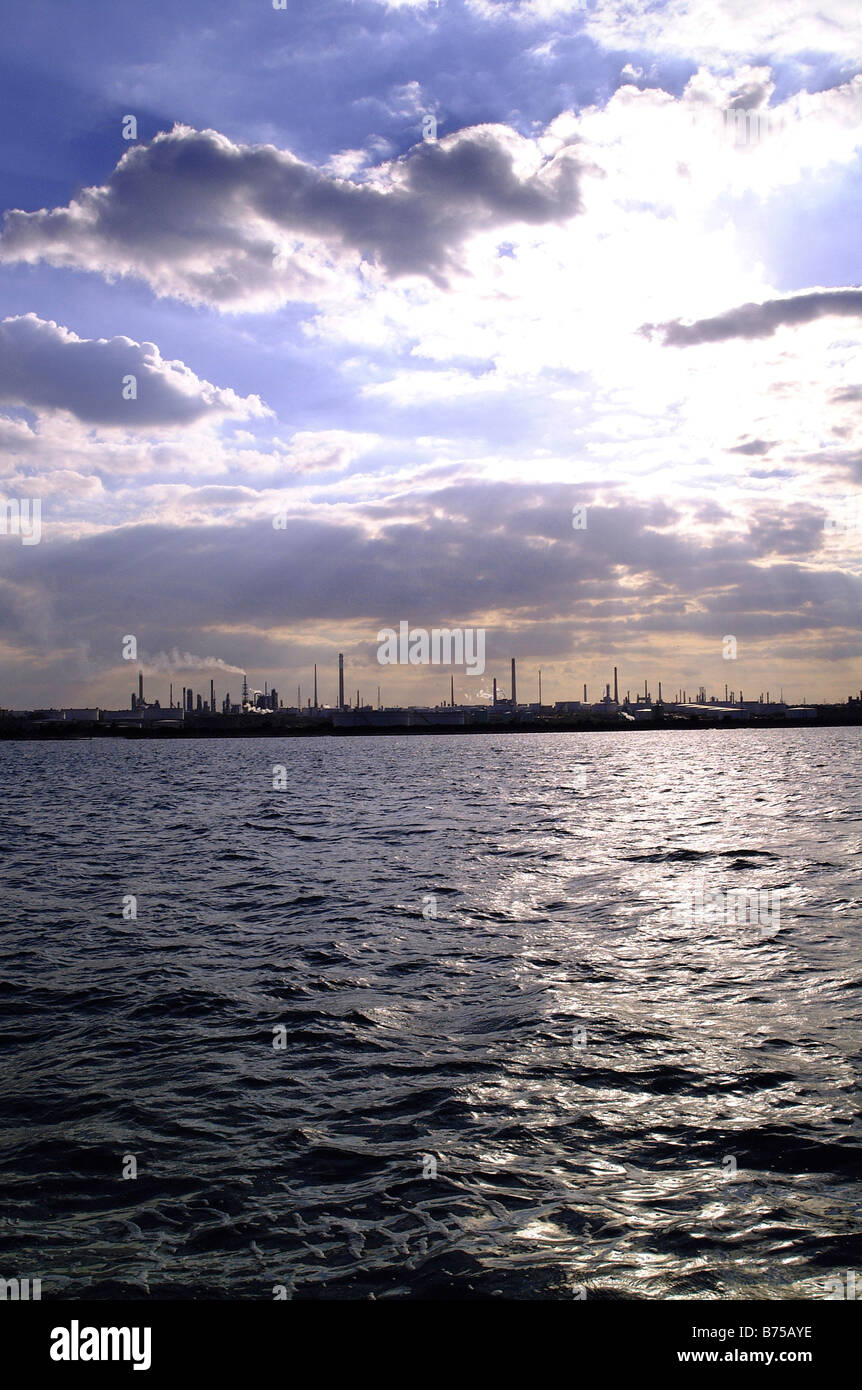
[210,679,215,714]
[138,670,144,706]
[538,668,542,706]
[583,683,587,703]
[658,681,662,702]
[614,667,618,703]
[169,682,173,709]
[492,677,497,707]
[313,663,318,708]
[511,658,517,706]
[450,674,455,707]
[338,653,344,709]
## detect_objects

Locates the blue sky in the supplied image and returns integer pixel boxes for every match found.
[1,0,861,708]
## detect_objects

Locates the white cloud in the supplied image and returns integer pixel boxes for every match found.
[465,0,862,63]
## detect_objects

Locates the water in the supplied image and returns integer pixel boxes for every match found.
[1,728,860,1299]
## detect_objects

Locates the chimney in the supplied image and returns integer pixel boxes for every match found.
[313,663,318,708]
[338,653,344,710]
[511,658,517,706]
[583,683,587,703]
[492,677,497,706]
[138,670,144,706]
[613,666,618,703]
[450,674,455,707]
[210,679,215,714]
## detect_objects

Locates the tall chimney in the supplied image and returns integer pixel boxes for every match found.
[138,670,144,706]
[511,658,517,707]
[450,674,455,707]
[313,663,318,708]
[210,678,215,713]
[338,653,344,709]
[583,683,587,703]
[169,682,173,709]
[613,666,618,703]
[492,677,497,706]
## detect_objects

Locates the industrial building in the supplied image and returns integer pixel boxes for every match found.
[7,650,847,733]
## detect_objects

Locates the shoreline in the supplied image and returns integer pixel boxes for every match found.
[2,710,861,740]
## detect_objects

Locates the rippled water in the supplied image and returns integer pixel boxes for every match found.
[1,729,860,1299]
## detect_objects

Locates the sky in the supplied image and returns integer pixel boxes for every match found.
[0,0,860,710]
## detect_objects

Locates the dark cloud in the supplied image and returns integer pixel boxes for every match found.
[0,314,266,425]
[642,288,862,347]
[727,439,774,455]
[0,483,851,674]
[726,81,772,111]
[0,124,584,307]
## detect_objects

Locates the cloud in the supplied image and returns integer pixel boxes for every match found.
[465,0,862,63]
[0,482,851,645]
[0,314,269,425]
[272,430,381,476]
[2,475,858,706]
[727,439,775,455]
[0,124,585,311]
[642,289,862,347]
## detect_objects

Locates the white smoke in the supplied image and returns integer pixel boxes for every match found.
[143,648,246,676]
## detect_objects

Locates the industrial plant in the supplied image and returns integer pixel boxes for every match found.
[3,653,859,734]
